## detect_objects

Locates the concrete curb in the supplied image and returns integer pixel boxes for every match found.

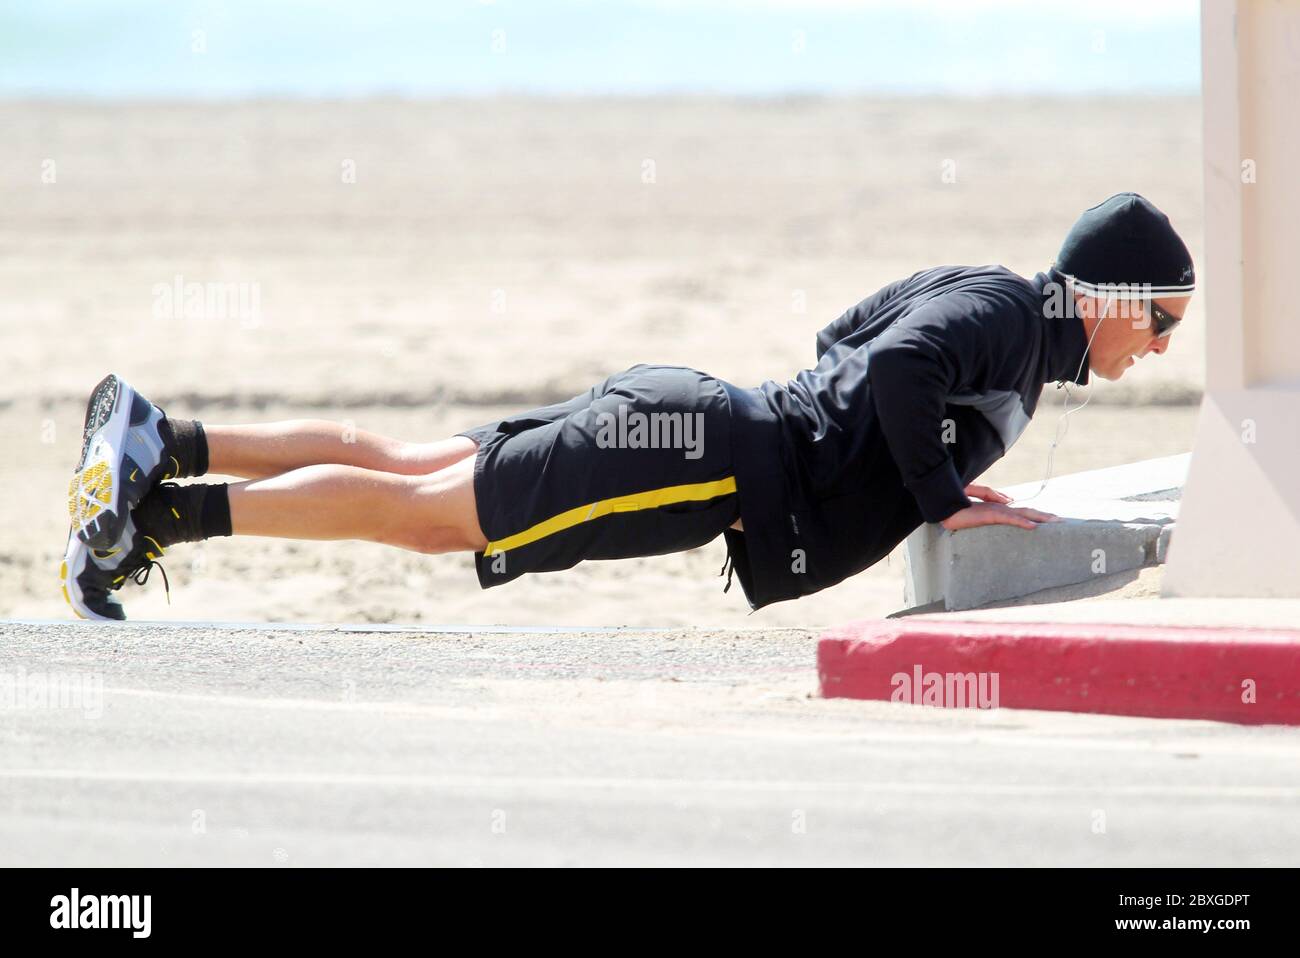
[904,517,1170,611]
[818,618,1300,725]
[904,455,1188,610]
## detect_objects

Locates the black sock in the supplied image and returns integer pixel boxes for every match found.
[199,482,232,538]
[135,482,231,548]
[157,418,209,478]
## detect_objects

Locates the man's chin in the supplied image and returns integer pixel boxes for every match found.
[1095,364,1124,382]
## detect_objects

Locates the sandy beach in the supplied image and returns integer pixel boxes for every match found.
[1,96,1203,627]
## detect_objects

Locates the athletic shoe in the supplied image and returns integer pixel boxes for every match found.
[68,374,180,549]
[60,514,170,621]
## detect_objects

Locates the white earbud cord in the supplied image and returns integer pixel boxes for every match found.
[1015,292,1111,504]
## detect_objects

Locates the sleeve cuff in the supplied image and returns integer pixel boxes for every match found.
[906,457,971,524]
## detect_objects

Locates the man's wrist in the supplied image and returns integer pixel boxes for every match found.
[907,458,971,523]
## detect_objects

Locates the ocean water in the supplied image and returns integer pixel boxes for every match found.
[0,0,1200,98]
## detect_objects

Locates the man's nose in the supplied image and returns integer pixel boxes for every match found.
[1145,334,1171,356]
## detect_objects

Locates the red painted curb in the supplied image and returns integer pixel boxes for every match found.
[818,619,1300,725]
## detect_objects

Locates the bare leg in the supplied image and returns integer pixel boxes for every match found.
[204,420,477,480]
[226,454,487,554]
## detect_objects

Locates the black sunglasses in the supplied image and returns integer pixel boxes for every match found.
[1146,300,1181,338]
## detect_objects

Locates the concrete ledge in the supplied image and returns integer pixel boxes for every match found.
[818,618,1300,725]
[904,455,1187,611]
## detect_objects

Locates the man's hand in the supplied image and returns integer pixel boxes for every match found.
[963,483,1013,505]
[941,498,1059,531]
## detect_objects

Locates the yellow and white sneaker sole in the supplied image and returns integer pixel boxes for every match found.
[60,528,124,622]
[68,375,132,546]
[67,374,171,549]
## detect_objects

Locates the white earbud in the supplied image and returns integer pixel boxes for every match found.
[1017,292,1111,503]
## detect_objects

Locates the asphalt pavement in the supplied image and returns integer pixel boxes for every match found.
[2,620,1298,866]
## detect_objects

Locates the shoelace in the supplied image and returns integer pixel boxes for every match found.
[116,552,171,605]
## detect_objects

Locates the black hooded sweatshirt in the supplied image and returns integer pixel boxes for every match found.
[720,264,1090,609]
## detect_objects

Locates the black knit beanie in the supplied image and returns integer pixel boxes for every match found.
[1055,193,1195,299]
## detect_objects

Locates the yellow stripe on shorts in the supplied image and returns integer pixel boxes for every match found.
[483,476,737,557]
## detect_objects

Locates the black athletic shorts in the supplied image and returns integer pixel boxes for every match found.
[458,364,738,590]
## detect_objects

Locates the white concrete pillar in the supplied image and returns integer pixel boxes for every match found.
[1163,0,1300,597]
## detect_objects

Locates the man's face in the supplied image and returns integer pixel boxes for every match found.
[1078,294,1191,381]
